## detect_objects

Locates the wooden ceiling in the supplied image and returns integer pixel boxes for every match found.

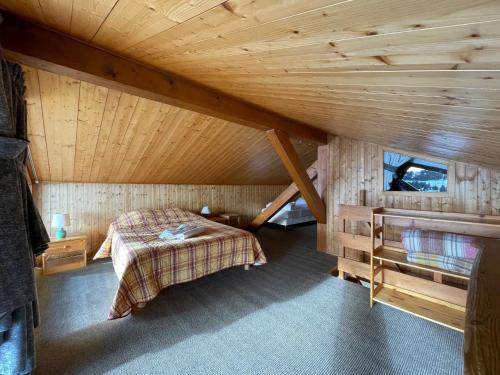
[24,66,317,184]
[2,0,500,170]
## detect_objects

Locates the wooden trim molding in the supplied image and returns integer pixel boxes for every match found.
[267,130,326,223]
[0,13,327,144]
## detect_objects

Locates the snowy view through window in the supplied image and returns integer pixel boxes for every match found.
[383,151,448,192]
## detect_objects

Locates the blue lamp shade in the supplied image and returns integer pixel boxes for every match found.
[200,206,210,216]
[51,213,70,239]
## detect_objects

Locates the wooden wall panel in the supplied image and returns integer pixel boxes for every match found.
[33,182,286,255]
[326,136,500,256]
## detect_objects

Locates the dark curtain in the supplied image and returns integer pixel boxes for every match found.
[0,50,50,374]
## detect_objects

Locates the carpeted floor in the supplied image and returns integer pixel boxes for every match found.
[34,225,463,375]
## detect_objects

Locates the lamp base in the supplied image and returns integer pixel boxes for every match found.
[55,228,66,239]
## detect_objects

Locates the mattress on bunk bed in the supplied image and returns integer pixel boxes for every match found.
[94,208,266,319]
[401,229,483,275]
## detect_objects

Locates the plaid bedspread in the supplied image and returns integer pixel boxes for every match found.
[94,209,266,319]
[401,229,483,275]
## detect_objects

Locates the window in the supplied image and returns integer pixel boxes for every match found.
[382,150,453,195]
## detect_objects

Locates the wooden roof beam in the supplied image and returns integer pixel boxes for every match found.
[0,13,327,144]
[267,130,326,223]
[249,161,318,230]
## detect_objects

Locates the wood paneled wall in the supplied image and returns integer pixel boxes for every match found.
[325,136,500,256]
[33,182,285,255]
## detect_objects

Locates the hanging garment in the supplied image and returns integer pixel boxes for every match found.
[0,54,49,374]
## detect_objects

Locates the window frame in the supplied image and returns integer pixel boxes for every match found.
[378,147,455,197]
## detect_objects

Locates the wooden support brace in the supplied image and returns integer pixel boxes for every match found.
[267,130,326,224]
[250,161,318,230]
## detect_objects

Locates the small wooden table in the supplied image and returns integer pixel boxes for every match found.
[220,213,241,227]
[208,216,226,224]
[42,235,87,275]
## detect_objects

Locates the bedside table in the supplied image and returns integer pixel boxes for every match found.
[42,235,87,275]
[220,213,241,227]
[208,216,226,224]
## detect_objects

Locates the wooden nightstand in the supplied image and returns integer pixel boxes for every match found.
[220,213,241,227]
[42,235,87,275]
[208,216,226,224]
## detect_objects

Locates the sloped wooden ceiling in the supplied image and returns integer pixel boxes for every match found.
[2,0,500,169]
[24,66,317,184]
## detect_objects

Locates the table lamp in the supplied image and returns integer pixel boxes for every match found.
[200,206,210,218]
[52,213,70,239]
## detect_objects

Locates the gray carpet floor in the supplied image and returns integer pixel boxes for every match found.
[34,225,463,375]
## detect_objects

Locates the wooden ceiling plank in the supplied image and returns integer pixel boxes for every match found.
[267,129,326,223]
[195,80,500,101]
[38,70,80,182]
[70,0,119,41]
[38,0,73,33]
[0,14,326,144]
[23,66,51,181]
[136,0,496,64]
[125,103,176,182]
[124,0,346,58]
[92,0,227,51]
[88,89,122,181]
[95,93,139,181]
[237,91,500,122]
[163,49,500,75]
[227,86,500,111]
[111,98,163,181]
[194,70,500,90]
[128,105,187,182]
[243,100,500,145]
[74,81,109,182]
[138,0,500,66]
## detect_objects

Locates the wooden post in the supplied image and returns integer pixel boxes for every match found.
[317,145,329,251]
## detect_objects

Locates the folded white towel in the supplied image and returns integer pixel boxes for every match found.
[159,224,205,240]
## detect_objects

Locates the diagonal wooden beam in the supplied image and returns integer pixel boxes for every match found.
[0,13,327,144]
[250,161,318,230]
[267,130,326,223]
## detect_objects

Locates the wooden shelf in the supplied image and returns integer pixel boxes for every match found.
[374,286,465,332]
[367,206,493,332]
[373,246,470,281]
[374,210,500,227]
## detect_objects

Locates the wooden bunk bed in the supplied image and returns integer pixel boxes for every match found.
[336,205,500,332]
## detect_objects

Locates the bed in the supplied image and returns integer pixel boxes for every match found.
[267,197,316,229]
[94,208,266,319]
